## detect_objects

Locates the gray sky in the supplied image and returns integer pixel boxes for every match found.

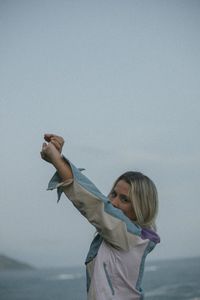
[0,0,200,268]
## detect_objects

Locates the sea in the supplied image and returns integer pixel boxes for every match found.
[0,256,200,300]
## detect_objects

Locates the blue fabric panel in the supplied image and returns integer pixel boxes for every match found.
[136,240,156,292]
[104,201,141,236]
[85,234,103,264]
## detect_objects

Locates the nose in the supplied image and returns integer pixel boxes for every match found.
[111,197,120,208]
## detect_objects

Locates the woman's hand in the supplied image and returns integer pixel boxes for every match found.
[44,134,64,153]
[41,133,73,180]
[40,140,61,164]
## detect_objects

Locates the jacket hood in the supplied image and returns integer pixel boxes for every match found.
[141,227,160,244]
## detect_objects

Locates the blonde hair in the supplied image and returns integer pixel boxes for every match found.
[112,172,158,229]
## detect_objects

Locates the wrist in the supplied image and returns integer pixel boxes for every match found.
[51,152,63,167]
[52,154,73,180]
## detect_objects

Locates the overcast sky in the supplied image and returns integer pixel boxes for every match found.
[0,0,200,268]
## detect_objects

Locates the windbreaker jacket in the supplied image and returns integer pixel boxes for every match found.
[47,157,160,300]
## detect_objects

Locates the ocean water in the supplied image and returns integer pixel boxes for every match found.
[0,257,200,300]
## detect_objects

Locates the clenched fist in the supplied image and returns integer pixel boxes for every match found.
[40,133,64,164]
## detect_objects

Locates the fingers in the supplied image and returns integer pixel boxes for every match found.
[44,133,64,152]
[44,134,54,142]
[44,133,64,142]
[40,142,49,162]
[41,142,48,155]
[44,134,64,144]
[41,134,64,163]
[41,141,57,163]
[40,150,46,160]
[50,138,62,152]
[42,142,47,149]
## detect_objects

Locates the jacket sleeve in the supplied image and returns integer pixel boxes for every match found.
[47,156,143,250]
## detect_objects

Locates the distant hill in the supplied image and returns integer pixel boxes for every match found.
[0,255,34,271]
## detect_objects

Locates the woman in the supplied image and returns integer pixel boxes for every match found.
[41,133,160,300]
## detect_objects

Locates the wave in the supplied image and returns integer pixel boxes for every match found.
[145,282,200,298]
[145,265,158,272]
[146,283,186,297]
[49,272,84,281]
[145,285,169,297]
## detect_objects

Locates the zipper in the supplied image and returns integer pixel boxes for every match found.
[103,262,115,295]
